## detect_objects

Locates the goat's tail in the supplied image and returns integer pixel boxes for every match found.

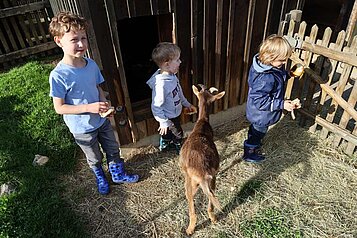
[200,175,222,211]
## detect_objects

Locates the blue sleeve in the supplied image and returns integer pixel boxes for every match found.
[49,71,67,99]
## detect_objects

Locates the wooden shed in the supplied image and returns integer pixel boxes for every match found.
[46,0,355,146]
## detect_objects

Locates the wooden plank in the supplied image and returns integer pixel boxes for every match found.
[25,12,41,45]
[298,108,357,146]
[333,74,357,147]
[127,0,136,18]
[34,10,48,43]
[346,126,357,155]
[320,39,357,139]
[309,30,345,133]
[146,117,159,136]
[2,0,26,49]
[1,17,19,51]
[203,0,217,90]
[0,20,11,53]
[135,120,148,140]
[305,27,331,132]
[174,0,191,123]
[132,0,152,17]
[213,0,229,113]
[228,0,249,108]
[301,40,357,67]
[102,0,139,143]
[346,0,357,45]
[0,41,57,63]
[113,0,129,20]
[285,19,297,100]
[0,1,49,18]
[299,24,318,126]
[224,0,235,109]
[157,0,170,14]
[191,0,204,115]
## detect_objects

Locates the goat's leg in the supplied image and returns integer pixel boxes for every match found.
[185,176,199,235]
[207,176,217,223]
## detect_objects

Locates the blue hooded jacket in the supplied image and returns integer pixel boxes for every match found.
[246,54,288,127]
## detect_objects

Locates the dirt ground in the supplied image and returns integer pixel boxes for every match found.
[62,111,357,237]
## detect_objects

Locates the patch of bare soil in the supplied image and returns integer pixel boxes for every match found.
[62,115,357,237]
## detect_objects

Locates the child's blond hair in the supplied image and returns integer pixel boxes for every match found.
[49,11,88,37]
[258,35,292,65]
[152,42,181,67]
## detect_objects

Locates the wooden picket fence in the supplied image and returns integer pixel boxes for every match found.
[282,19,357,155]
[0,0,58,70]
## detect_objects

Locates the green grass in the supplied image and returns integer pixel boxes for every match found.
[240,207,302,238]
[0,62,88,238]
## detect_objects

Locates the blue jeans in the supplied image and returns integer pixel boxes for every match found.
[161,116,183,145]
[73,119,121,169]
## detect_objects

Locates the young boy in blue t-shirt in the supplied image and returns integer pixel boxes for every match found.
[48,11,139,195]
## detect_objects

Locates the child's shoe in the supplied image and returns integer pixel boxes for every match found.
[92,166,110,195]
[159,138,171,152]
[243,140,265,163]
[173,142,181,155]
[108,161,139,183]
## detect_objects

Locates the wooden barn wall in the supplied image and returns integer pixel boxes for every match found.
[0,0,58,70]
[48,0,302,144]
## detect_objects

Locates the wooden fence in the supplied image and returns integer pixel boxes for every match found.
[0,0,57,70]
[282,18,357,155]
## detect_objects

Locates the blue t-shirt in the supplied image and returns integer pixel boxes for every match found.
[49,57,106,134]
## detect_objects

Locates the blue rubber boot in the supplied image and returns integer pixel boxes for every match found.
[243,140,265,163]
[92,166,110,195]
[159,138,171,152]
[108,161,139,183]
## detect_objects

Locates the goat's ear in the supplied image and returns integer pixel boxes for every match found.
[192,85,200,96]
[214,91,225,100]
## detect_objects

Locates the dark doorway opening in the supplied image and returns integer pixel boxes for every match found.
[117,14,173,122]
[302,0,353,40]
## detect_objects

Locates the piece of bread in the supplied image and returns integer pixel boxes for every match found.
[99,106,115,118]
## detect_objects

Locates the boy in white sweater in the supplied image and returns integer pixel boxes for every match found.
[146,42,196,154]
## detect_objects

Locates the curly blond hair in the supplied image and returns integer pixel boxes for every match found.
[258,34,292,65]
[49,11,88,37]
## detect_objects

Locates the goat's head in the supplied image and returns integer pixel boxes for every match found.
[192,84,225,105]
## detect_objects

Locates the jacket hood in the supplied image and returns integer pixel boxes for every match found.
[146,69,176,89]
[252,54,273,73]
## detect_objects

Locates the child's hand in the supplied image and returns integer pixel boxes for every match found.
[283,100,295,112]
[88,101,109,114]
[184,105,197,115]
[158,126,168,135]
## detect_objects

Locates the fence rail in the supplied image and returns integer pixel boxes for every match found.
[0,0,57,69]
[282,18,357,155]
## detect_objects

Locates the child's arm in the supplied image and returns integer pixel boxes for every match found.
[52,97,109,115]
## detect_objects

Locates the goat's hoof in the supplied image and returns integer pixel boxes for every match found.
[186,228,194,236]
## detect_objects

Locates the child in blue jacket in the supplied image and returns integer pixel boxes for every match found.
[244,35,297,163]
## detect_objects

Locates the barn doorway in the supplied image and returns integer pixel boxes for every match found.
[117,14,173,122]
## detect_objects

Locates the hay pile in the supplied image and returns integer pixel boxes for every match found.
[62,115,357,237]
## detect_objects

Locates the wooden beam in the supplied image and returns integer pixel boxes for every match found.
[0,1,49,18]
[0,41,57,63]
[290,54,357,122]
[298,108,357,146]
[301,41,357,67]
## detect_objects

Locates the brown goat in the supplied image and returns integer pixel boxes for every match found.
[179,84,225,235]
